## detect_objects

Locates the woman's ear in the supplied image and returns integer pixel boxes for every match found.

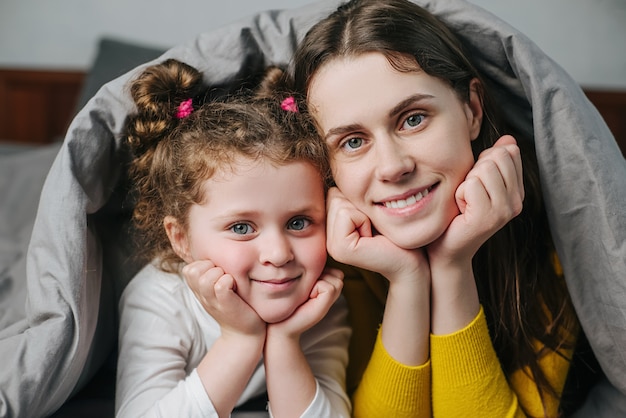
[466,78,484,141]
[164,216,193,263]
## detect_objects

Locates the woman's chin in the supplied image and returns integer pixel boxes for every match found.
[385,227,441,250]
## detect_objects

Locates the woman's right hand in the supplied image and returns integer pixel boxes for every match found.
[325,187,430,285]
[182,260,266,339]
[326,187,431,366]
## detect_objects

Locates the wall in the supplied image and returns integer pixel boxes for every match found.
[470,0,626,89]
[0,0,625,89]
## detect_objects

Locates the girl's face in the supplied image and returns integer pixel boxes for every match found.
[171,158,327,324]
[308,52,482,249]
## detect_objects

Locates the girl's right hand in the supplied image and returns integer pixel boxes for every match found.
[325,187,429,285]
[183,260,266,339]
[185,261,266,417]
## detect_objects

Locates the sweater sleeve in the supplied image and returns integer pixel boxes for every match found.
[431,306,524,417]
[116,267,218,418]
[431,306,574,418]
[352,328,431,418]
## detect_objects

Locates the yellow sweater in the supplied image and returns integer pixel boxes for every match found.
[335,261,576,418]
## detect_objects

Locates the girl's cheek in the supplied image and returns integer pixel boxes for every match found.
[310,235,330,276]
[203,242,252,275]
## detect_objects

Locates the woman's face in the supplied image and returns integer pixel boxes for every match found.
[308,52,482,249]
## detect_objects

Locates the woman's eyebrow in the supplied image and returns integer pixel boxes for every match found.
[323,94,435,141]
[388,94,435,118]
[324,123,363,142]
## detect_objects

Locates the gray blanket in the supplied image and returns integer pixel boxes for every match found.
[0,0,624,416]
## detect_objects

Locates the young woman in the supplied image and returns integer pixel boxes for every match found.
[115,59,351,418]
[286,0,582,416]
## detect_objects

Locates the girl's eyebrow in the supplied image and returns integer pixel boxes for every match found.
[388,93,435,118]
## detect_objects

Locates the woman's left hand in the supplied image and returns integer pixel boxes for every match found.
[428,135,524,264]
[428,135,524,334]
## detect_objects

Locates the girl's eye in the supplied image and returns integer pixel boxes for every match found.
[402,113,425,130]
[230,223,254,235]
[288,217,311,231]
[341,137,363,151]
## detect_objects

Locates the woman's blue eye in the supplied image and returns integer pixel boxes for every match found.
[403,114,424,129]
[343,137,363,150]
[288,217,310,231]
[231,223,253,235]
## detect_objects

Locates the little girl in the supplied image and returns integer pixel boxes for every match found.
[115,59,351,417]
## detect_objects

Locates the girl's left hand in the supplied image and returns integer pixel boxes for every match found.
[267,268,344,338]
[428,135,524,265]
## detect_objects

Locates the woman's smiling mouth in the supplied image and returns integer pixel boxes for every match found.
[378,184,436,209]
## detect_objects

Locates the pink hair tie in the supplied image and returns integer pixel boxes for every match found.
[176,98,194,119]
[280,96,298,113]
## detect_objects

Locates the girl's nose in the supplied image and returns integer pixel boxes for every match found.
[259,230,294,266]
[374,135,416,182]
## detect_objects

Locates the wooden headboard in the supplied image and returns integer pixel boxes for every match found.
[0,68,624,155]
[0,68,84,144]
[584,90,626,154]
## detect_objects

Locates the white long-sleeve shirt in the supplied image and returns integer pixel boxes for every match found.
[116,263,351,418]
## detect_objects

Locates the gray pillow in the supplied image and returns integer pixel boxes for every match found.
[75,37,166,113]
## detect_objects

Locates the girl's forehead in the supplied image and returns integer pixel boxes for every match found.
[208,156,317,184]
[198,159,325,216]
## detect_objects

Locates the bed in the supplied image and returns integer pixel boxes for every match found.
[1,0,625,416]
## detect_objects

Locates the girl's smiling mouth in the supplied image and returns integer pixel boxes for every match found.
[251,275,301,289]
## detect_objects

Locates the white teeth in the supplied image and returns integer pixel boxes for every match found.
[384,189,428,209]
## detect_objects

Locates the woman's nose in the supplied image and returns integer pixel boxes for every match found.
[374,135,416,182]
[259,230,294,266]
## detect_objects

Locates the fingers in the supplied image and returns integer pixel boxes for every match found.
[326,187,373,261]
[182,260,238,310]
[311,268,344,299]
[467,158,518,217]
[182,260,226,298]
[213,274,237,299]
[271,269,345,336]
[477,135,524,200]
[327,188,429,281]
[442,135,525,261]
[465,135,524,220]
[326,188,373,242]
[456,176,490,215]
